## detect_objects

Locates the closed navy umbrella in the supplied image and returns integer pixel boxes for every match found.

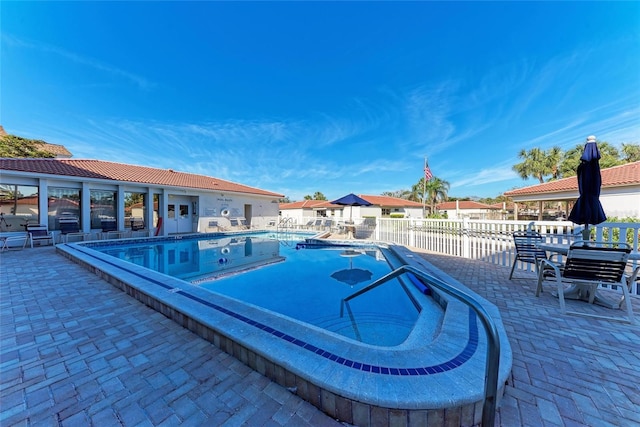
[330,193,372,220]
[568,136,606,239]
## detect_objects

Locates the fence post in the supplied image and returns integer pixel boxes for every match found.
[462,217,470,258]
[408,219,415,247]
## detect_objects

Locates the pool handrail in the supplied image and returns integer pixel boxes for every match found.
[342,264,501,427]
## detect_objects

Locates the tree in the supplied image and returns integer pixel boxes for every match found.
[303,192,327,201]
[424,177,450,214]
[546,146,563,180]
[512,147,562,183]
[381,190,411,199]
[559,141,622,177]
[409,180,425,202]
[621,143,640,162]
[0,134,55,158]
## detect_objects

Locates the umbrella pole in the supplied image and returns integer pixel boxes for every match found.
[582,225,591,241]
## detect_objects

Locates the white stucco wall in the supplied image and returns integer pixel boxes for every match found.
[601,192,640,218]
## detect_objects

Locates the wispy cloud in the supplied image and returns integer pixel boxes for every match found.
[2,33,155,89]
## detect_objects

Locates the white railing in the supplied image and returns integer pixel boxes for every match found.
[375,218,640,295]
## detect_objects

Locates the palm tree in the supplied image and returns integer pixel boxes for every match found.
[559,141,622,177]
[545,146,563,180]
[424,177,450,214]
[408,181,425,203]
[513,148,552,183]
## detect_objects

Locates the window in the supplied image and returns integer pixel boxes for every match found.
[0,184,39,230]
[381,208,391,216]
[153,194,160,226]
[179,204,189,218]
[48,187,81,231]
[90,190,116,229]
[125,191,146,230]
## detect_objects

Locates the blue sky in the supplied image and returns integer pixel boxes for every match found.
[2,2,639,201]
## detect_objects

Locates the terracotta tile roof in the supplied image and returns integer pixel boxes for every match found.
[489,201,523,210]
[436,200,499,210]
[0,158,283,197]
[36,142,72,157]
[359,195,424,207]
[279,200,339,209]
[280,195,425,210]
[504,161,640,196]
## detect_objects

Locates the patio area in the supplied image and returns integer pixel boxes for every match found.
[1,245,639,426]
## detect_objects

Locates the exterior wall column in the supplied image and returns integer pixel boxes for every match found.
[146,187,155,235]
[81,182,91,234]
[538,201,543,221]
[160,188,169,236]
[117,185,125,231]
[38,179,48,225]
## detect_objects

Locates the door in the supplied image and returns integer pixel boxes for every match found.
[166,204,177,234]
[177,203,192,233]
[167,197,193,234]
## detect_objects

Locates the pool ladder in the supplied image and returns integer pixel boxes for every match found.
[341,265,501,427]
[274,217,296,246]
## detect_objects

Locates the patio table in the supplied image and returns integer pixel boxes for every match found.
[537,242,639,309]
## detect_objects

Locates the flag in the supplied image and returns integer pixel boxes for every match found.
[424,160,433,181]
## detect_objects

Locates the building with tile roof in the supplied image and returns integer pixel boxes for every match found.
[503,161,640,220]
[0,158,283,236]
[435,200,501,220]
[279,194,425,224]
[0,125,73,158]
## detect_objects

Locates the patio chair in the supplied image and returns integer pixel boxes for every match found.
[298,219,314,229]
[1,234,29,251]
[536,241,635,323]
[59,216,80,237]
[206,220,221,232]
[509,230,560,280]
[101,218,117,233]
[129,217,145,231]
[27,224,54,248]
[355,218,376,239]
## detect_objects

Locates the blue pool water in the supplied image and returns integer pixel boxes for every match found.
[97,232,429,346]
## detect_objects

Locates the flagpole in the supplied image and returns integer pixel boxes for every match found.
[422,157,427,218]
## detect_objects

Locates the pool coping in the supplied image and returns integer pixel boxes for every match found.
[56,233,512,426]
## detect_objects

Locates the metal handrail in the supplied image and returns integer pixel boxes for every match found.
[342,265,501,427]
[276,217,294,232]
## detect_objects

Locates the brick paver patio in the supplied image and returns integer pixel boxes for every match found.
[1,245,639,426]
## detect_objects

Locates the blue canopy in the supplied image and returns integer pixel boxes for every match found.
[330,193,372,206]
[568,139,607,227]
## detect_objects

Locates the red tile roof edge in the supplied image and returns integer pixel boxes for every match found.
[504,161,640,196]
[0,158,283,198]
[436,200,500,210]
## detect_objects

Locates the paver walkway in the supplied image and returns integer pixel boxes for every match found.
[1,245,639,426]
[416,248,640,427]
[0,246,343,427]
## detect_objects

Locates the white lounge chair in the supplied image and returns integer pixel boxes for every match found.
[1,233,28,251]
[536,241,636,323]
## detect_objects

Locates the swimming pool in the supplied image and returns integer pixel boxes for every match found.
[57,232,512,426]
[94,232,440,346]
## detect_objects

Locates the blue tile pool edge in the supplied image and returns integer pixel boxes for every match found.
[56,240,512,425]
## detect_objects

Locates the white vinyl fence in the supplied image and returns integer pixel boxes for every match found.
[374,218,640,295]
